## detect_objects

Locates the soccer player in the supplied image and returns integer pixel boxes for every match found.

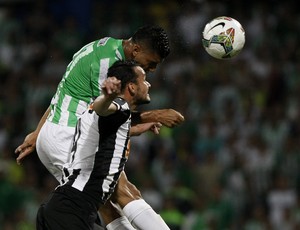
[16,25,183,229]
[36,60,169,230]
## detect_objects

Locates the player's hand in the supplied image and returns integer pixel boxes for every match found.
[150,122,162,135]
[101,77,121,97]
[155,109,185,128]
[15,131,38,165]
[130,122,162,136]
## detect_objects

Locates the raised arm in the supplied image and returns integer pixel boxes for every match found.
[15,106,50,164]
[93,77,121,116]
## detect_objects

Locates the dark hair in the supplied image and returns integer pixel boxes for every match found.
[107,60,139,92]
[132,25,170,59]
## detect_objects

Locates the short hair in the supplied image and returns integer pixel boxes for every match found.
[132,25,170,59]
[107,60,140,92]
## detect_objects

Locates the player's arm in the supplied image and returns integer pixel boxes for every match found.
[15,106,50,164]
[93,92,162,135]
[92,95,118,116]
[131,109,185,128]
[130,122,162,136]
[93,77,121,116]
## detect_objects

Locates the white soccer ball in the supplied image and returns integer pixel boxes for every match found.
[202,16,245,59]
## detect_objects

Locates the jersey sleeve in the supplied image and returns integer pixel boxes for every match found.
[112,97,130,112]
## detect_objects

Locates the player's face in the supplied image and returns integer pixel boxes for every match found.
[133,66,151,105]
[133,48,161,73]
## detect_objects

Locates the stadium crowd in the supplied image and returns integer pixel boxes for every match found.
[1,0,300,229]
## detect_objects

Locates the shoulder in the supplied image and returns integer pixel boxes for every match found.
[113,98,130,112]
[93,37,124,60]
[95,37,122,48]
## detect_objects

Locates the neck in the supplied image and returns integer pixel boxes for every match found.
[122,38,133,60]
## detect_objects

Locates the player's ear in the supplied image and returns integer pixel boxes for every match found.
[128,82,136,96]
[133,44,141,57]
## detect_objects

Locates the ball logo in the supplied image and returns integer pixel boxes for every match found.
[208,22,225,32]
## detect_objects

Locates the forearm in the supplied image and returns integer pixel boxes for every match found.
[93,95,116,116]
[15,106,50,163]
[131,110,159,124]
[140,110,160,122]
[132,109,184,128]
[130,122,161,136]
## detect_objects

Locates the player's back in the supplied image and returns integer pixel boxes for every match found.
[47,37,125,127]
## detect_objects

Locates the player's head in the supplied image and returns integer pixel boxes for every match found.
[129,25,170,72]
[107,60,151,105]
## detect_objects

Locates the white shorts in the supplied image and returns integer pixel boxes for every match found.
[36,120,75,182]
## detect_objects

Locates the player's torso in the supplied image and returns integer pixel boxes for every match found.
[63,98,131,206]
[48,37,125,127]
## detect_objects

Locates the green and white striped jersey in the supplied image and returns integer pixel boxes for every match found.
[47,37,125,127]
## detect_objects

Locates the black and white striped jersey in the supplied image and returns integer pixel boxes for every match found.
[60,97,131,207]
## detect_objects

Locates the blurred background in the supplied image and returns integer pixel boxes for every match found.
[1,0,300,229]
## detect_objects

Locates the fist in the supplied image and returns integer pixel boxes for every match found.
[102,77,121,96]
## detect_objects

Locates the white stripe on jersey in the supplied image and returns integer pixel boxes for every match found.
[100,129,129,197]
[116,49,122,60]
[59,94,72,126]
[65,42,94,79]
[109,131,128,175]
[69,111,99,191]
[47,90,60,121]
[101,174,114,201]
[98,58,110,95]
[75,99,90,118]
[47,104,56,121]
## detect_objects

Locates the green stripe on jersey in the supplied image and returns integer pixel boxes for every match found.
[48,37,125,127]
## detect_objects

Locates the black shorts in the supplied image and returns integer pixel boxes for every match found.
[36,186,98,230]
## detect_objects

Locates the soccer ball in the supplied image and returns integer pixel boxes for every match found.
[202,16,245,59]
